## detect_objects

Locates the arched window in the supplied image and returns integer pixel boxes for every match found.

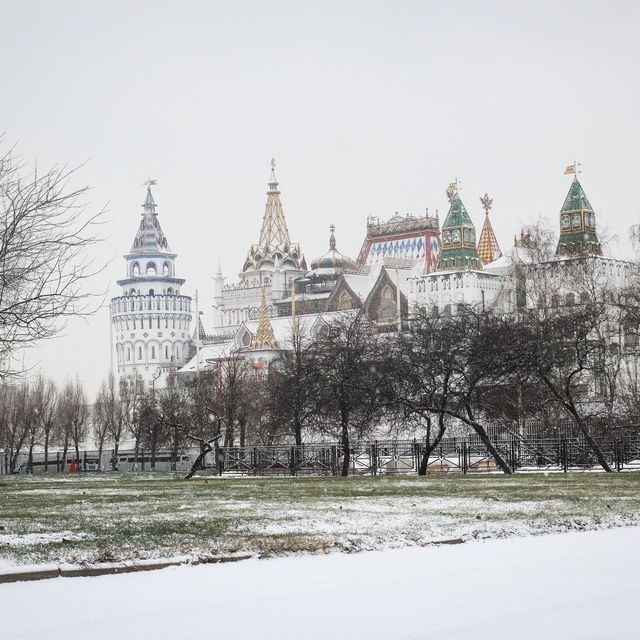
[579,292,589,304]
[126,347,130,361]
[151,346,156,360]
[551,294,561,307]
[132,263,140,277]
[167,287,174,296]
[566,293,575,306]
[149,289,155,296]
[137,347,142,360]
[165,345,169,359]
[146,262,157,276]
[163,262,170,276]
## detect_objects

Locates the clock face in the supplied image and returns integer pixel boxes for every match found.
[572,213,581,228]
[452,229,461,244]
[561,214,570,229]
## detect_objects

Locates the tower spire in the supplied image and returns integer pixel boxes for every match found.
[555,171,601,256]
[477,193,502,265]
[252,287,278,350]
[258,158,291,248]
[130,180,171,253]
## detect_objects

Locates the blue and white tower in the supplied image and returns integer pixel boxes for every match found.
[111,183,192,390]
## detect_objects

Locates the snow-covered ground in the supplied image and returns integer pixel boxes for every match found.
[3,526,638,640]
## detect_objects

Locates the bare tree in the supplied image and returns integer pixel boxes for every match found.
[32,376,57,472]
[0,384,32,472]
[311,312,386,476]
[58,379,89,469]
[0,140,104,377]
[262,328,319,445]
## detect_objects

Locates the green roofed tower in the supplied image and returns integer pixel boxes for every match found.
[555,177,602,257]
[437,184,482,271]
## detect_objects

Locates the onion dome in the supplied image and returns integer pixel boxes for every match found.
[310,225,358,274]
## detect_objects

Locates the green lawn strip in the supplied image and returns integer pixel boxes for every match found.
[1,473,639,567]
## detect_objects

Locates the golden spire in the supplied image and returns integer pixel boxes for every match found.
[252,287,278,350]
[477,193,502,265]
[257,158,292,248]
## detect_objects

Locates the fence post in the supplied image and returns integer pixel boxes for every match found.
[141,448,145,471]
[56,451,60,473]
[331,445,337,476]
[83,450,87,472]
[290,446,296,477]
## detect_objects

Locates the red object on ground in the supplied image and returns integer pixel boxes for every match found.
[69,457,78,473]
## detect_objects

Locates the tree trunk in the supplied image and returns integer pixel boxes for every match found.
[97,443,103,471]
[112,441,119,471]
[340,411,350,477]
[133,438,140,470]
[294,416,302,446]
[574,415,613,472]
[28,440,34,474]
[61,442,69,472]
[418,414,446,476]
[465,403,513,474]
[239,417,246,448]
[74,441,80,471]
[171,429,179,472]
[184,442,212,480]
[44,432,50,473]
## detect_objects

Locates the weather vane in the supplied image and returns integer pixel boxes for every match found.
[143,177,157,188]
[480,192,493,215]
[446,178,461,203]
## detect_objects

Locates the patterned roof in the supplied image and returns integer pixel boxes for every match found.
[130,187,171,254]
[477,212,502,265]
[561,177,594,213]
[441,193,474,229]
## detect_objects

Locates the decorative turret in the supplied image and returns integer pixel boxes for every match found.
[242,159,306,275]
[555,176,602,257]
[310,225,358,274]
[477,193,502,265]
[251,288,278,350]
[437,182,482,271]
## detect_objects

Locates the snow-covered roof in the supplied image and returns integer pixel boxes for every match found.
[179,340,236,373]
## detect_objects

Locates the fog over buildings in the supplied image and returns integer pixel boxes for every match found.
[1,0,639,395]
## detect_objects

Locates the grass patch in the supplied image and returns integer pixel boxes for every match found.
[1,472,639,567]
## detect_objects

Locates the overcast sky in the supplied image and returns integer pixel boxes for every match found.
[2,0,639,396]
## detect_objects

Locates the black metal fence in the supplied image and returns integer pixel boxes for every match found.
[6,435,640,476]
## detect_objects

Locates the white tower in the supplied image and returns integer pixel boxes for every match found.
[111,183,193,391]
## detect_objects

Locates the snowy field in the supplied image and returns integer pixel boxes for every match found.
[1,472,640,569]
[2,526,639,640]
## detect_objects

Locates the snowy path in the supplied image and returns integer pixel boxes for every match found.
[3,527,639,640]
